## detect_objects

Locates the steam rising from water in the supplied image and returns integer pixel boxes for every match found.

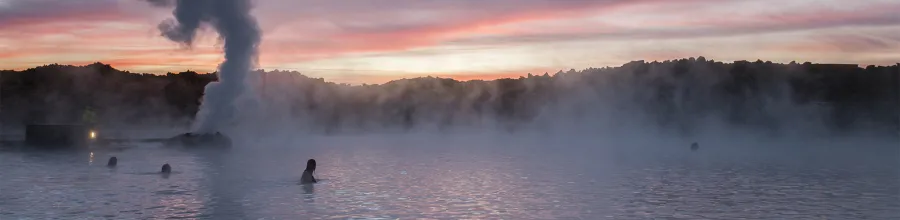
[147,0,261,134]
[213,60,897,147]
[140,0,896,145]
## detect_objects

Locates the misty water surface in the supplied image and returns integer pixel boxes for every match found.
[1,134,898,219]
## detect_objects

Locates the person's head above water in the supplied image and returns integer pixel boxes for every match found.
[161,163,172,173]
[107,157,117,167]
[305,159,316,172]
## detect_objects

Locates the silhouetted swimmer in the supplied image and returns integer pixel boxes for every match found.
[107,157,117,167]
[691,142,699,151]
[161,163,172,173]
[300,159,317,184]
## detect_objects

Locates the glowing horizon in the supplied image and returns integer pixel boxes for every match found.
[1,0,899,84]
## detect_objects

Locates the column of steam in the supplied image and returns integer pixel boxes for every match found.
[143,3,257,217]
[146,0,261,134]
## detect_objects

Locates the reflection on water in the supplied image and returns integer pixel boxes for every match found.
[302,183,314,195]
[0,137,898,219]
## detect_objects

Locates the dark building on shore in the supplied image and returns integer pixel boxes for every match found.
[21,107,96,149]
[25,124,91,149]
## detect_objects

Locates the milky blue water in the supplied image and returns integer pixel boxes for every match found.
[1,134,898,219]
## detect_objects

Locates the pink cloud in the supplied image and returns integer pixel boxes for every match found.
[259,0,701,63]
[453,1,900,45]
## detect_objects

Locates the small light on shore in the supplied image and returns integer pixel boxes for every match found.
[89,131,97,139]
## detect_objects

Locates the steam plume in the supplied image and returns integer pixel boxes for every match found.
[146,0,261,133]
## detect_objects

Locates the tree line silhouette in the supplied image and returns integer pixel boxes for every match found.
[1,58,897,135]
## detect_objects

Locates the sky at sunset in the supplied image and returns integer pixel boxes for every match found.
[1,0,899,84]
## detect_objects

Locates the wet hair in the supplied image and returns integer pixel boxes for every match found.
[161,163,172,173]
[305,159,316,172]
[107,157,117,167]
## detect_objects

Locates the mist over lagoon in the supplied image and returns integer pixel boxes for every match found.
[2,59,898,219]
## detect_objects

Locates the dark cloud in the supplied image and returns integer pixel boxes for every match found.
[0,0,121,26]
[154,0,209,46]
[821,33,900,53]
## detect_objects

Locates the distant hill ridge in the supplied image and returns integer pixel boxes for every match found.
[1,58,898,135]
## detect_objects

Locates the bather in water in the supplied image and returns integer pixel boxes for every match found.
[107,157,117,167]
[161,163,172,173]
[300,159,317,184]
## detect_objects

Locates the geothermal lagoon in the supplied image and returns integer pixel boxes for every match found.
[1,133,897,219]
